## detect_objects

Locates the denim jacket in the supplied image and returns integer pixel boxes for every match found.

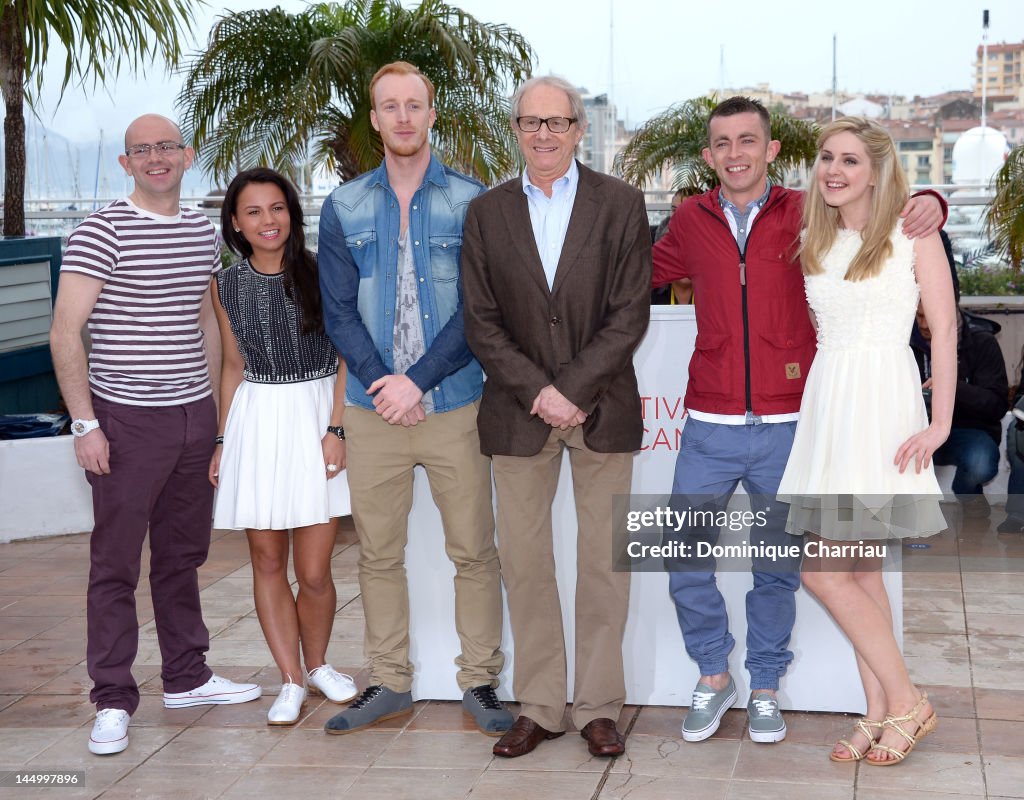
[318,155,484,412]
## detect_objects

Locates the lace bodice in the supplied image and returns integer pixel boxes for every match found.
[805,224,918,352]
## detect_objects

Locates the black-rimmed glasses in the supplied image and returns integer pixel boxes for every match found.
[125,142,187,159]
[515,116,576,134]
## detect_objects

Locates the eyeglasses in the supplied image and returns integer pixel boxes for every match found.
[515,116,576,134]
[125,142,187,159]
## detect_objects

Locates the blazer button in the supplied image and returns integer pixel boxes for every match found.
[550,317,561,326]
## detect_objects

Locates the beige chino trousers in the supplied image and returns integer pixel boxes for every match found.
[345,403,503,693]
[492,425,633,732]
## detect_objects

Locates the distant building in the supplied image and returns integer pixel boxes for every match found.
[880,120,939,186]
[990,107,1024,147]
[837,96,885,118]
[578,90,618,175]
[974,41,1024,103]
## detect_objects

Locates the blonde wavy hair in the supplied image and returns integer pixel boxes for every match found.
[800,116,908,281]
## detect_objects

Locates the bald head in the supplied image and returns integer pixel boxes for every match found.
[118,113,193,215]
[123,114,183,151]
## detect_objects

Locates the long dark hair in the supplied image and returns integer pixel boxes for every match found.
[221,168,324,333]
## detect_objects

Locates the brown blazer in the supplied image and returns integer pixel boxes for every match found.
[462,162,652,457]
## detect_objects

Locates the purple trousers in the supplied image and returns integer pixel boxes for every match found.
[86,394,216,714]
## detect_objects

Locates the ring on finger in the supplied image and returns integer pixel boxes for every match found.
[327,463,339,472]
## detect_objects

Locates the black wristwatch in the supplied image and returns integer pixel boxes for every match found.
[327,425,346,441]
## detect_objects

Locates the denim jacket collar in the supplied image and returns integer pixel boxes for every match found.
[365,153,451,193]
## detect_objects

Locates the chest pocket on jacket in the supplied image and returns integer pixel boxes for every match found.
[344,230,376,278]
[428,234,462,282]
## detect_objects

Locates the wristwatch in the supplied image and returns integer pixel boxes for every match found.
[326,425,346,440]
[71,418,101,437]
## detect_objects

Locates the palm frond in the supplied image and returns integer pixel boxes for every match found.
[176,0,535,186]
[616,96,818,193]
[986,145,1024,270]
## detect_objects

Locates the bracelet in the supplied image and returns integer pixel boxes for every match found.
[214,435,224,445]
[326,425,346,441]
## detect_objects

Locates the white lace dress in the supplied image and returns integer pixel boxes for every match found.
[777,223,946,540]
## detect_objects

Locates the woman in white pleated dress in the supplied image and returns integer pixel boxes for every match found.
[777,118,956,766]
[209,168,357,725]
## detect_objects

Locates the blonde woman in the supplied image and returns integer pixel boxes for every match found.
[778,117,956,765]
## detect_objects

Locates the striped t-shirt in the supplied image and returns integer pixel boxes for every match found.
[61,199,220,406]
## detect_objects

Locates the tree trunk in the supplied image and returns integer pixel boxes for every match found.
[0,0,26,237]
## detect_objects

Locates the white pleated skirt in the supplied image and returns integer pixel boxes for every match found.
[213,374,349,530]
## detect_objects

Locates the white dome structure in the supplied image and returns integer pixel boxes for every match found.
[951,126,1010,186]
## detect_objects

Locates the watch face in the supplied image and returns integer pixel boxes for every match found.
[72,422,85,435]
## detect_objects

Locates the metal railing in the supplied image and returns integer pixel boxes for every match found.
[4,183,1008,271]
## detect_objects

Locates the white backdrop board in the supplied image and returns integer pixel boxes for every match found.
[406,306,901,713]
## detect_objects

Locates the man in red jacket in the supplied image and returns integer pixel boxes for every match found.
[652,96,945,745]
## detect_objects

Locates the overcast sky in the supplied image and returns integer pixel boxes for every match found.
[31,0,1024,144]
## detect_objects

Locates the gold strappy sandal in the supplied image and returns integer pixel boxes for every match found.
[830,717,883,763]
[866,692,938,766]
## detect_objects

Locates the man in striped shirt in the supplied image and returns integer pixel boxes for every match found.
[50,114,260,757]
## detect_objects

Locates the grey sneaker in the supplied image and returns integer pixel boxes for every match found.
[324,685,412,735]
[747,691,787,743]
[682,675,737,742]
[462,684,514,736]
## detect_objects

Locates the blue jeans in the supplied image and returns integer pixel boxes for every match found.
[1005,423,1024,520]
[667,418,801,690]
[932,428,999,496]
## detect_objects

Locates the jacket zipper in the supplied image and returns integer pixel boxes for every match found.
[699,191,780,414]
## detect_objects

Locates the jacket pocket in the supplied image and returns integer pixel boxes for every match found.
[428,234,462,282]
[688,332,733,398]
[755,329,815,399]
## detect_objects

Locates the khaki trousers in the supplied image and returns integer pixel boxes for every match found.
[492,425,633,732]
[345,403,502,692]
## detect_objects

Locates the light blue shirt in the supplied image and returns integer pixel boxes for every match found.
[522,160,579,290]
[719,181,772,253]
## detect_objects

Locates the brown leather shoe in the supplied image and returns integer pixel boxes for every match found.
[580,717,625,757]
[492,715,565,758]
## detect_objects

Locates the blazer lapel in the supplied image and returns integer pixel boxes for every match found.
[550,163,599,297]
[501,181,551,296]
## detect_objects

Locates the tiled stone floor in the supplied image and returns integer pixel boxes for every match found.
[1,514,1023,799]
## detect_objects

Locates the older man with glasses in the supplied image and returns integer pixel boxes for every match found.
[462,75,651,759]
[50,114,261,758]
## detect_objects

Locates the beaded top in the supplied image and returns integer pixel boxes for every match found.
[217,259,337,384]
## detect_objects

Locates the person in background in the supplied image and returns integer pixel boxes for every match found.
[210,167,356,726]
[652,189,692,304]
[998,353,1024,533]
[910,240,1008,520]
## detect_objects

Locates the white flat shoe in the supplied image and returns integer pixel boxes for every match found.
[89,708,130,755]
[307,664,358,703]
[267,682,306,726]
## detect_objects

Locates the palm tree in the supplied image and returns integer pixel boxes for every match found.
[615,96,818,193]
[177,0,534,187]
[0,0,198,236]
[987,144,1024,270]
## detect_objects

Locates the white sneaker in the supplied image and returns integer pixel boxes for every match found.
[89,709,130,755]
[267,682,306,726]
[163,674,262,708]
[307,664,358,703]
